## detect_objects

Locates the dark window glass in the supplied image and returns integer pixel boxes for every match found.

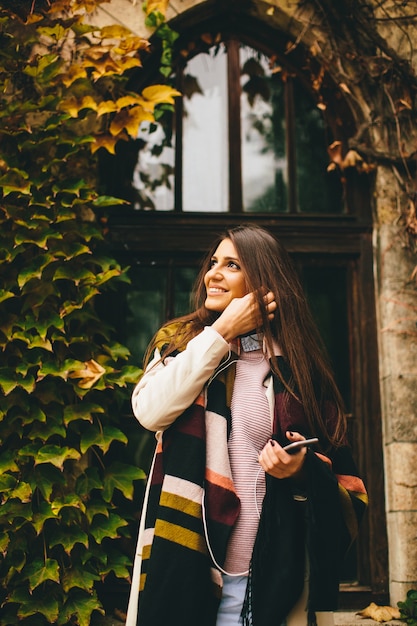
[293,81,344,213]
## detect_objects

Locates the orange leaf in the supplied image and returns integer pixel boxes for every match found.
[67,359,106,389]
[357,603,401,623]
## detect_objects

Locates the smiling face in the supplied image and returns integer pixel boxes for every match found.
[204,238,248,312]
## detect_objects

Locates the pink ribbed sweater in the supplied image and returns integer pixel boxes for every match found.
[223,349,272,574]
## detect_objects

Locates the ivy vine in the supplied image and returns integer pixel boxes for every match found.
[0,0,178,624]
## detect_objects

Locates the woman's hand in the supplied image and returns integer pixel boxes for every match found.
[258,431,307,479]
[212,290,276,342]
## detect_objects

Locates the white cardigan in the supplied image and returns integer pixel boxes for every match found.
[126,327,231,625]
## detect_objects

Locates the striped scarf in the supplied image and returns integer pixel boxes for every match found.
[136,364,238,626]
[136,353,367,626]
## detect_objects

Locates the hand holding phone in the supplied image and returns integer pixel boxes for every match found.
[283,437,319,454]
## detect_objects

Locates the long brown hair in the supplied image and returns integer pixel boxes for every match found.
[144,225,347,446]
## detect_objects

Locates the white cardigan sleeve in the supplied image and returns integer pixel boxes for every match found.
[131,326,230,432]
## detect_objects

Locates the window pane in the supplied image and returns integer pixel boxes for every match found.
[174,267,198,316]
[183,48,229,212]
[240,47,287,213]
[125,266,167,365]
[131,121,175,211]
[293,82,343,213]
[301,265,350,406]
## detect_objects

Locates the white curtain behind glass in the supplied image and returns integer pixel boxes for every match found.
[183,48,229,212]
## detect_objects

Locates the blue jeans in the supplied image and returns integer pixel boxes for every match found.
[216,575,247,626]
[215,573,335,626]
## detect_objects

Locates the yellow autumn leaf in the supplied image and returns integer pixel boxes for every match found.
[68,359,106,389]
[62,64,88,87]
[101,25,133,39]
[91,134,120,155]
[116,56,142,73]
[110,106,154,138]
[357,603,401,623]
[96,100,119,117]
[113,37,150,55]
[59,95,98,117]
[89,54,141,80]
[116,95,146,109]
[141,84,181,111]
[145,0,169,16]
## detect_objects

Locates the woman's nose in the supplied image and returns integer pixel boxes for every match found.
[207,266,223,280]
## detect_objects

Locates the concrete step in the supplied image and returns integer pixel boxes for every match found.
[335,611,403,626]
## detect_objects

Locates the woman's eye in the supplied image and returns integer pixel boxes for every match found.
[229,261,240,270]
[209,259,217,268]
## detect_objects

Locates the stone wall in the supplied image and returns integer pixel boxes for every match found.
[373,168,417,603]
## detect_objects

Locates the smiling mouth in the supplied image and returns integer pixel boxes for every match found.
[208,287,227,294]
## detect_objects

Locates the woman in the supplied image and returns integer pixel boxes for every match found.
[125,225,367,626]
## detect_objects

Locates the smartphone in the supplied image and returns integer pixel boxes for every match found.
[283,437,319,454]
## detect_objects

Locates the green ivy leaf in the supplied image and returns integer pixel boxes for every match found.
[16,591,60,621]
[17,253,55,288]
[35,444,81,468]
[49,525,89,554]
[51,493,86,515]
[29,416,66,441]
[0,368,36,395]
[23,558,60,591]
[75,467,104,498]
[103,462,146,501]
[108,364,143,385]
[32,501,59,534]
[80,425,128,454]
[63,402,105,426]
[30,464,66,501]
[99,547,131,579]
[92,195,128,207]
[62,566,100,593]
[0,450,19,473]
[53,265,97,284]
[58,589,104,626]
[10,481,32,503]
[84,497,110,523]
[0,473,17,491]
[0,289,15,304]
[0,498,33,523]
[90,512,128,544]
[0,531,10,553]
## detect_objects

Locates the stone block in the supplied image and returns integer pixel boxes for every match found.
[390,580,417,608]
[95,0,148,36]
[387,511,417,581]
[384,375,417,441]
[378,331,417,379]
[170,0,206,17]
[385,443,417,511]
